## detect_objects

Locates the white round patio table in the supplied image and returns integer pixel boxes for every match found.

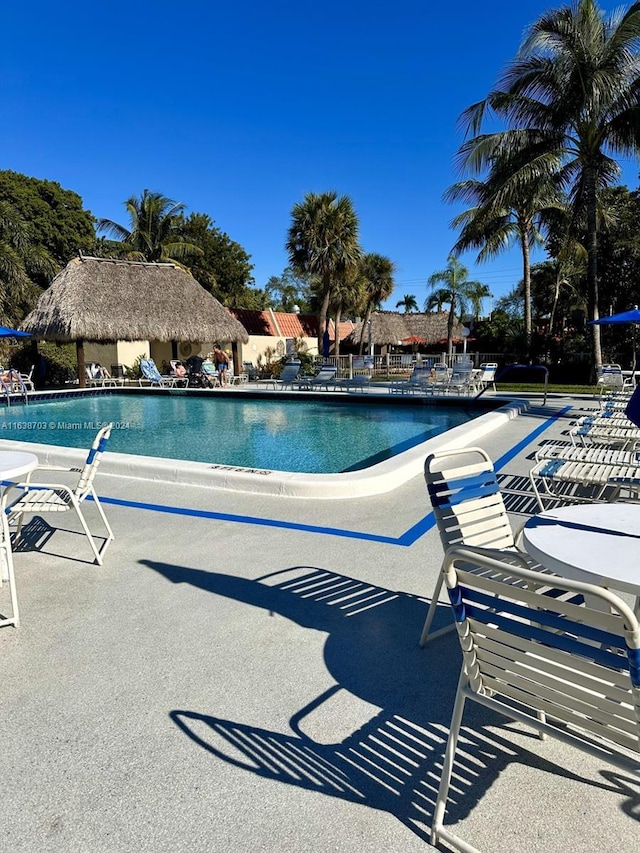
[0,450,39,482]
[522,502,640,599]
[0,450,38,581]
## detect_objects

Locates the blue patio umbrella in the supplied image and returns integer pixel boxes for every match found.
[0,326,30,338]
[587,306,640,325]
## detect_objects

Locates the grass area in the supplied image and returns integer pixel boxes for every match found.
[495,383,600,395]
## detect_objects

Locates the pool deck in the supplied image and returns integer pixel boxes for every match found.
[1,392,637,853]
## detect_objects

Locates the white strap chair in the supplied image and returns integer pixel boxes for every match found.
[420,447,575,645]
[0,511,20,627]
[2,424,115,565]
[431,546,640,853]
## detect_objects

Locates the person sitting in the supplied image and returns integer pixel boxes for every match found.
[173,361,187,378]
[91,363,111,380]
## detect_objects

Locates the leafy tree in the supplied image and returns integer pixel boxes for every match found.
[0,170,95,282]
[0,201,57,324]
[97,189,202,265]
[264,267,313,312]
[395,294,418,313]
[358,253,396,353]
[180,212,255,306]
[286,191,361,352]
[426,256,487,355]
[459,0,640,369]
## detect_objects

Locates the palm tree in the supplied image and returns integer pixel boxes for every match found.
[286,191,361,354]
[445,161,563,347]
[466,281,493,323]
[330,270,364,358]
[424,288,452,313]
[458,0,640,368]
[395,294,418,313]
[358,253,396,354]
[427,256,486,355]
[97,189,202,265]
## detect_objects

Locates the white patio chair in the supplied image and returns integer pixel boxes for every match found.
[0,510,20,628]
[477,361,498,391]
[291,363,338,390]
[1,424,115,566]
[389,365,433,395]
[596,363,633,392]
[256,359,301,390]
[19,364,35,392]
[420,447,574,645]
[431,546,640,853]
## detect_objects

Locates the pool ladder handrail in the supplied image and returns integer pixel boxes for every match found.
[473,363,549,405]
[0,371,29,405]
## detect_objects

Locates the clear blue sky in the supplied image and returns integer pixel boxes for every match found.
[2,0,638,312]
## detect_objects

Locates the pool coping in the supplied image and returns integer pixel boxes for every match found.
[0,398,528,498]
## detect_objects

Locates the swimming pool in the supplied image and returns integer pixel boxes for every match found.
[0,393,489,474]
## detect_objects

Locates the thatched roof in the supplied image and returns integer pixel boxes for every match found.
[20,256,249,344]
[344,310,462,346]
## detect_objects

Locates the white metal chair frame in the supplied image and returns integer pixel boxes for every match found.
[1,424,115,565]
[420,447,572,646]
[0,511,20,628]
[431,546,640,853]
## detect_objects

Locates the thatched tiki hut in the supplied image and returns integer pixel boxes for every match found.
[345,310,462,352]
[20,257,249,387]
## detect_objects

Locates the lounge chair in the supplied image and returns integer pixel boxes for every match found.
[431,545,640,853]
[419,447,574,645]
[169,360,189,387]
[529,451,640,509]
[292,364,338,390]
[447,364,479,396]
[257,359,301,390]
[335,373,371,392]
[1,424,115,565]
[85,363,120,388]
[139,358,177,388]
[476,361,498,391]
[389,365,433,395]
[596,363,633,392]
[19,364,35,392]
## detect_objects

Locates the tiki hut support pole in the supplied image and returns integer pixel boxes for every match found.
[76,340,86,389]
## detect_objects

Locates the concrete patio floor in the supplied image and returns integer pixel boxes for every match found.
[1,394,638,853]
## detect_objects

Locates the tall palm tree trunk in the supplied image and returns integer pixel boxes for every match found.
[585,169,602,371]
[519,222,532,355]
[358,305,373,355]
[319,280,331,355]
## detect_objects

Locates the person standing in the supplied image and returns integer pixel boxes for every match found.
[213,346,229,387]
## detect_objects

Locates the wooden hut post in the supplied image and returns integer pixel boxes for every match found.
[76,340,86,388]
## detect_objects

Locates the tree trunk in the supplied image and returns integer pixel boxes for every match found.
[520,222,532,356]
[447,299,455,357]
[358,305,373,355]
[76,340,86,388]
[318,278,331,355]
[585,168,603,372]
[334,307,342,357]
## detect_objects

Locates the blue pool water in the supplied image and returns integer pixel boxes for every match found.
[0,394,484,474]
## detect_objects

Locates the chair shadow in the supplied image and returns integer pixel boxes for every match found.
[10,516,103,565]
[142,561,627,840]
